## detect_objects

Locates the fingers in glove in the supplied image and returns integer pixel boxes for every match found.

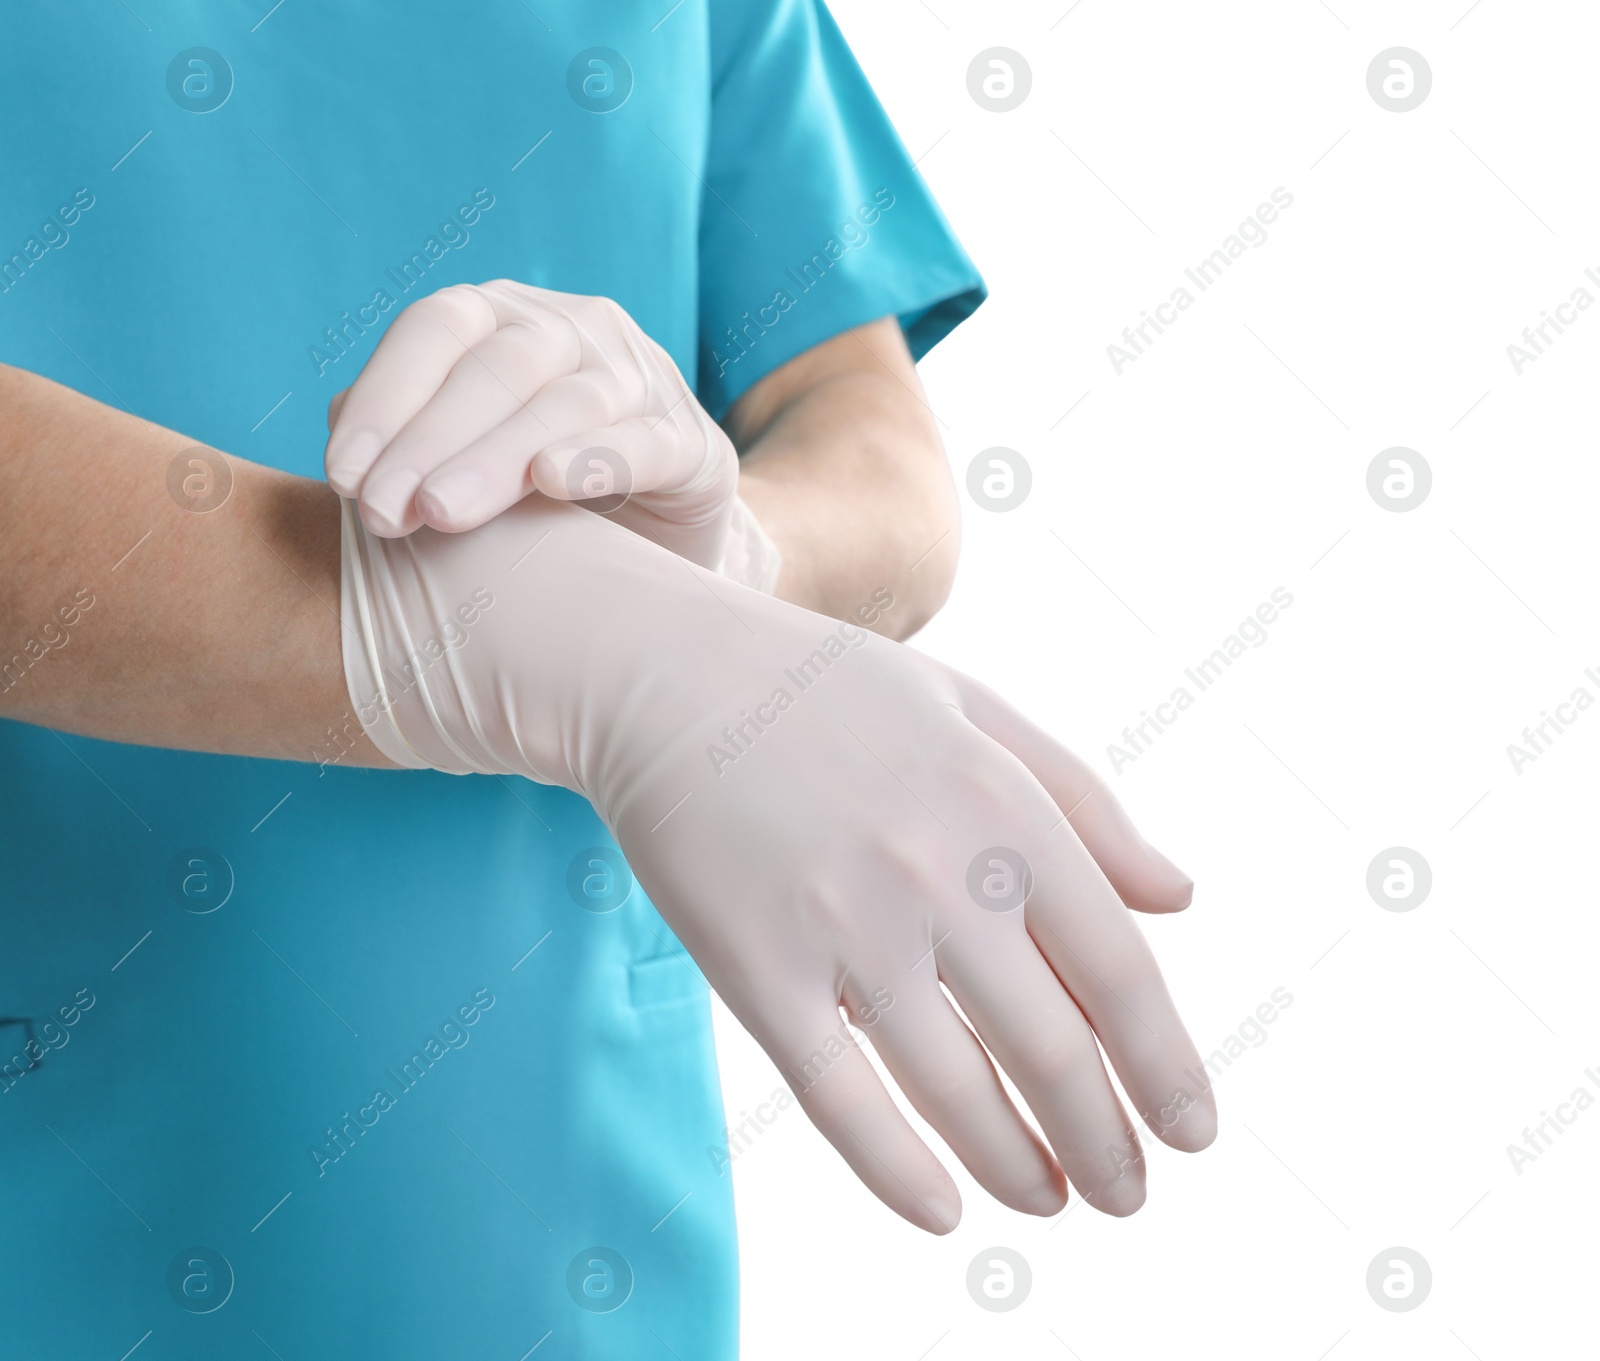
[413,372,633,531]
[953,667,1195,914]
[845,971,1067,1216]
[1019,816,1217,1153]
[532,415,725,501]
[761,995,963,1235]
[324,284,498,496]
[358,319,581,535]
[937,922,1149,1217]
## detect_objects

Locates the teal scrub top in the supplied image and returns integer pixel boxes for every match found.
[0,3,984,1358]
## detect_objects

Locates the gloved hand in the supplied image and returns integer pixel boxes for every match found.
[341,494,1215,1229]
[324,280,775,586]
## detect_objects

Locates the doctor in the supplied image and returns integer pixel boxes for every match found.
[0,2,1211,1357]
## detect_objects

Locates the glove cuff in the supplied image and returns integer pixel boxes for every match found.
[338,497,489,775]
[717,493,783,594]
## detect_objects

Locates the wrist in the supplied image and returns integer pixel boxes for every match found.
[339,493,775,798]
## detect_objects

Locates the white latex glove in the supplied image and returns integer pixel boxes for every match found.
[341,495,1215,1230]
[324,279,758,579]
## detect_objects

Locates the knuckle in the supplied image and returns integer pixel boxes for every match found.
[489,322,561,389]
[564,367,624,421]
[478,278,544,314]
[498,316,550,345]
[871,832,955,903]
[873,831,926,879]
[966,765,1022,810]
[415,283,492,331]
[597,293,638,333]
[1014,1032,1098,1092]
[1077,939,1160,1007]
[916,1055,991,1110]
[792,877,856,940]
[959,745,1034,809]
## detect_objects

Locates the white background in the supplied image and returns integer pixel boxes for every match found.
[713,2,1600,1356]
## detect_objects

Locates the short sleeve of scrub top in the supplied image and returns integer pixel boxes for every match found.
[0,4,983,1360]
[697,0,986,418]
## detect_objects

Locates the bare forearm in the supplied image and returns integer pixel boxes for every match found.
[0,364,390,766]
[726,319,960,640]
